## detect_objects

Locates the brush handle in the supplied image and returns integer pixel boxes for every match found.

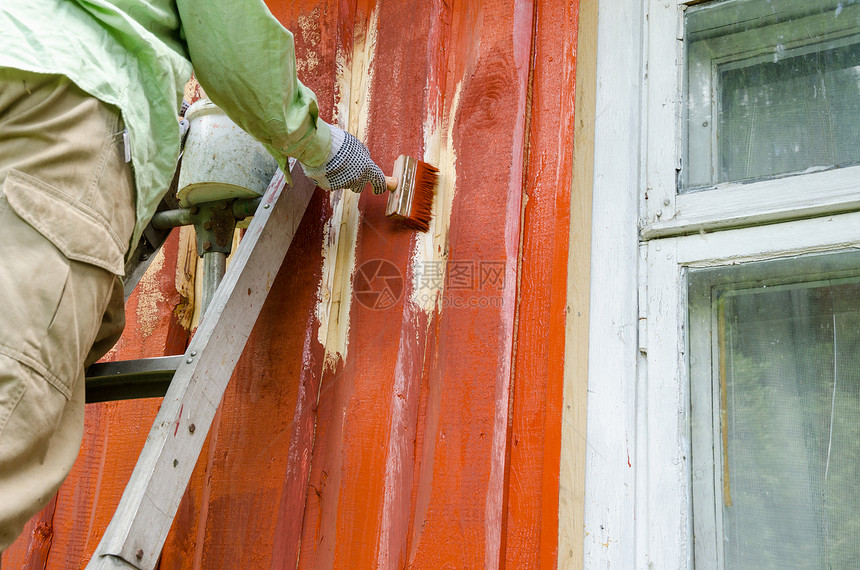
[385,176,398,192]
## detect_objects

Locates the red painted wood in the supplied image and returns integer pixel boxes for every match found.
[406,1,534,566]
[158,4,340,567]
[295,1,442,568]
[193,191,330,569]
[504,1,577,567]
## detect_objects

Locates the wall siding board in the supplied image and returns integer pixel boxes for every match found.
[506,0,578,567]
[583,0,643,567]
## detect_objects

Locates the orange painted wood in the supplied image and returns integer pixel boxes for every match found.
[505,1,578,567]
[187,190,331,569]
[296,1,440,568]
[406,1,535,566]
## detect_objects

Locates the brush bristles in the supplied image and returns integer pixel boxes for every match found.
[401,161,439,232]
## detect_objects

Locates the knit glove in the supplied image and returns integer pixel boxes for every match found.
[300,123,387,194]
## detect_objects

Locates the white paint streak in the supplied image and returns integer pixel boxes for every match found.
[334,49,351,130]
[288,319,314,468]
[484,177,523,567]
[295,9,322,76]
[377,76,464,569]
[410,81,463,314]
[377,337,409,569]
[316,6,380,372]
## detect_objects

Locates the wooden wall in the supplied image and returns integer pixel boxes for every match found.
[2,0,581,567]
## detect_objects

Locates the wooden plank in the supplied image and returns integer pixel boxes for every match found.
[191,188,331,569]
[298,1,405,566]
[295,1,368,567]
[358,2,438,568]
[404,0,532,566]
[505,0,577,567]
[582,0,644,567]
[86,163,315,570]
[643,166,860,239]
[559,0,597,567]
[642,0,682,225]
[642,239,690,569]
[159,3,341,567]
[295,0,539,566]
[673,211,860,266]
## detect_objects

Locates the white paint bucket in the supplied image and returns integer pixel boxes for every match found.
[177,99,278,207]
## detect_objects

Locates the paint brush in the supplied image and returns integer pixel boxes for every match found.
[384,155,439,232]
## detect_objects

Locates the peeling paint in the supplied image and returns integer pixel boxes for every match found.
[410,81,462,314]
[316,4,379,372]
[317,192,362,373]
[296,9,322,75]
[135,250,167,338]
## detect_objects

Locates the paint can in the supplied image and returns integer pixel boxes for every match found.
[177,99,278,207]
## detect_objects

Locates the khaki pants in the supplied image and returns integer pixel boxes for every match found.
[0,69,136,552]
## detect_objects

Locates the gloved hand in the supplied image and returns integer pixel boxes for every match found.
[300,123,387,194]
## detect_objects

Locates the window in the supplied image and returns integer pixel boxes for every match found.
[584,0,860,566]
[688,252,860,568]
[635,0,860,568]
[683,0,860,190]
[641,0,860,239]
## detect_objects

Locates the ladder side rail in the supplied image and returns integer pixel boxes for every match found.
[88,162,315,569]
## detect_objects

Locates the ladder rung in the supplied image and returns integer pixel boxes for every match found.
[85,356,184,404]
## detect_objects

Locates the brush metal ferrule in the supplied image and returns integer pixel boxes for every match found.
[385,155,416,221]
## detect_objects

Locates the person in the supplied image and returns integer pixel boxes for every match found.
[0,0,386,552]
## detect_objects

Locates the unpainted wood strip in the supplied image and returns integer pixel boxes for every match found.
[559,0,597,567]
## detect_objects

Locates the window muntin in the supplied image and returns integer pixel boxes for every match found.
[682,0,860,191]
[688,252,860,569]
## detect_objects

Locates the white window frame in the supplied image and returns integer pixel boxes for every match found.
[646,214,860,568]
[584,0,860,568]
[641,0,860,240]
[685,246,860,568]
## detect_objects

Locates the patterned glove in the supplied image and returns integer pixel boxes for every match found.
[300,123,387,194]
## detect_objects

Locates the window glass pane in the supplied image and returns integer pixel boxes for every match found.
[689,252,860,569]
[718,43,860,182]
[683,0,860,191]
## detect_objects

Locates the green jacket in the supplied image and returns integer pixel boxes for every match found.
[0,0,331,252]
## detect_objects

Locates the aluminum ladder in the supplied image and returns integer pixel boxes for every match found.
[84,161,315,569]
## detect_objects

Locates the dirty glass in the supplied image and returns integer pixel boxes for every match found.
[682,0,860,191]
[689,252,860,569]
